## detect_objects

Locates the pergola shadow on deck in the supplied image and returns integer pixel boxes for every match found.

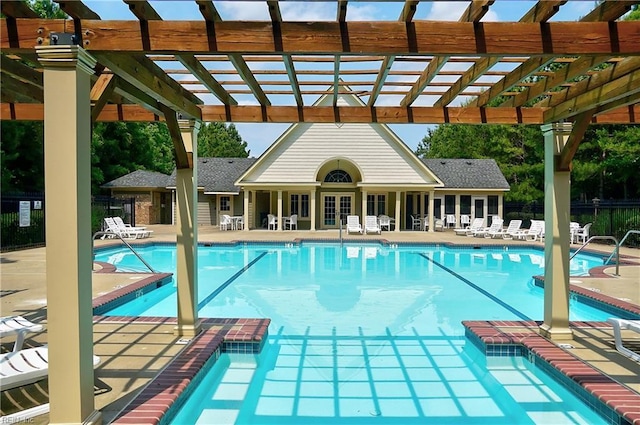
[1,0,639,423]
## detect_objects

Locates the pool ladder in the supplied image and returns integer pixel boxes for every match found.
[92,231,158,273]
[570,235,619,276]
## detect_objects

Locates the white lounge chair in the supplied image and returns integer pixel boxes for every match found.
[346,215,363,234]
[113,216,151,238]
[607,318,640,362]
[454,217,483,236]
[513,220,543,241]
[0,316,44,353]
[364,216,381,234]
[473,218,503,237]
[484,219,521,239]
[104,217,147,239]
[0,345,101,391]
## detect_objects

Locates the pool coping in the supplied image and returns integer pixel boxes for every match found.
[106,317,270,425]
[463,320,640,425]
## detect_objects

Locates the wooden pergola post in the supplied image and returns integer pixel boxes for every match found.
[175,119,201,337]
[539,122,574,340]
[36,44,101,425]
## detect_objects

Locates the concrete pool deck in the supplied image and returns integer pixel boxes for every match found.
[1,225,639,423]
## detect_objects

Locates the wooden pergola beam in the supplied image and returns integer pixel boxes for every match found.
[228,54,271,106]
[368,0,420,107]
[123,0,162,21]
[0,55,43,87]
[90,73,116,122]
[160,103,191,169]
[112,76,163,117]
[504,56,613,107]
[55,1,100,20]
[4,102,638,124]
[176,53,237,106]
[337,0,348,22]
[538,56,640,108]
[581,0,637,21]
[0,73,43,103]
[1,1,38,18]
[399,0,494,107]
[557,109,595,171]
[95,52,202,120]
[434,0,565,108]
[544,68,640,122]
[5,20,639,56]
[195,0,221,22]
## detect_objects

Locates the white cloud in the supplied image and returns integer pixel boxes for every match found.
[280,2,334,21]
[426,1,499,22]
[215,1,269,20]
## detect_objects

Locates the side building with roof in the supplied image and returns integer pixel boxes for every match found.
[103,93,510,229]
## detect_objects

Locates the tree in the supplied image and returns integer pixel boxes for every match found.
[416,124,545,202]
[197,122,250,157]
[91,122,175,193]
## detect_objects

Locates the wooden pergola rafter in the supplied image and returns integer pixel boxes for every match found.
[3,0,638,126]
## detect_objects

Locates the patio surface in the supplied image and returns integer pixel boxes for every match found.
[1,225,639,423]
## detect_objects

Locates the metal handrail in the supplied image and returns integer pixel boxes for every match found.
[605,230,640,266]
[570,235,619,276]
[92,231,157,274]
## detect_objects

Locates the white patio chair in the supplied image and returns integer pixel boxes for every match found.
[573,223,592,244]
[459,215,470,227]
[607,318,640,362]
[267,214,278,230]
[446,214,456,228]
[286,214,298,230]
[499,220,523,239]
[410,215,422,231]
[113,216,152,238]
[472,218,503,237]
[0,316,44,353]
[378,215,391,231]
[220,214,232,231]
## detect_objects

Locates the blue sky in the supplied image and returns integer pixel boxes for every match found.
[84,1,598,156]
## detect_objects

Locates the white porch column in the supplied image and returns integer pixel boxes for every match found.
[539,122,574,340]
[420,192,426,216]
[37,44,101,425]
[243,189,250,231]
[428,190,435,232]
[277,190,283,231]
[175,120,200,337]
[395,191,401,232]
[310,189,317,231]
[362,190,368,221]
[455,195,460,226]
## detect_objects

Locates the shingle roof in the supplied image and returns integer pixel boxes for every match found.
[167,157,257,193]
[421,158,510,190]
[101,170,170,188]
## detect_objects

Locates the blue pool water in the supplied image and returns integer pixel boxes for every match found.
[96,244,614,424]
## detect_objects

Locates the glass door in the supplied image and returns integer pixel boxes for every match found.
[472,197,486,226]
[323,193,353,228]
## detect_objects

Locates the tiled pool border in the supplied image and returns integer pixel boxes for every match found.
[464,320,640,425]
[106,317,270,425]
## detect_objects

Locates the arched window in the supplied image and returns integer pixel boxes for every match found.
[324,169,352,183]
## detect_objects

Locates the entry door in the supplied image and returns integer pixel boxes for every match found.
[472,197,485,226]
[323,194,353,228]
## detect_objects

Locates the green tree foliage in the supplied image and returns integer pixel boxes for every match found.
[416,124,640,202]
[416,124,545,202]
[28,0,67,18]
[0,121,45,193]
[91,122,175,193]
[197,122,250,157]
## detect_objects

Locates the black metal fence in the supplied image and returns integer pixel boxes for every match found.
[504,199,640,247]
[1,193,134,252]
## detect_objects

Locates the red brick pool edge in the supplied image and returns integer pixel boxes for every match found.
[109,317,269,425]
[463,320,640,425]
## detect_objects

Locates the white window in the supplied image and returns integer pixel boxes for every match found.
[366,194,386,216]
[290,193,309,218]
[220,196,230,211]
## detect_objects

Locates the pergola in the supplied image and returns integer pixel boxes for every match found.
[1,0,639,423]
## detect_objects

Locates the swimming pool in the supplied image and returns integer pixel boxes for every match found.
[96,243,615,424]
